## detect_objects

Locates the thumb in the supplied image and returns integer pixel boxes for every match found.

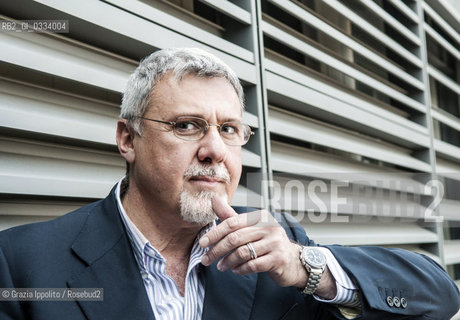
[212,195,237,221]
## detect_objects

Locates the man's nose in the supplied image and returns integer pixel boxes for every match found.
[197,126,227,164]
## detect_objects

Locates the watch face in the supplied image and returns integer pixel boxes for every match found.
[303,248,326,268]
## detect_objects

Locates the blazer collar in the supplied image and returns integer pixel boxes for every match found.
[67,188,258,320]
[68,186,154,320]
[201,263,258,320]
[201,207,259,320]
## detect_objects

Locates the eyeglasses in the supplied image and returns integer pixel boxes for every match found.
[138,115,254,146]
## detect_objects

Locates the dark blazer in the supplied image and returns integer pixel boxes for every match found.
[0,187,459,320]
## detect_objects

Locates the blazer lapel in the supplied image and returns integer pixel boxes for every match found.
[201,207,259,320]
[201,263,258,320]
[68,188,154,320]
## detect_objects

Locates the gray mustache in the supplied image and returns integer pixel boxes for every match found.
[183,165,231,184]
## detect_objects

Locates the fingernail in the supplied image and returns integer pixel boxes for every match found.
[217,262,224,271]
[201,255,209,265]
[199,237,209,248]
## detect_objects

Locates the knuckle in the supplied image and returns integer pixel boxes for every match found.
[246,260,258,273]
[236,246,248,260]
[206,229,219,242]
[226,216,240,229]
[226,232,240,247]
[272,267,284,279]
[272,228,286,241]
[247,211,261,225]
[207,248,217,260]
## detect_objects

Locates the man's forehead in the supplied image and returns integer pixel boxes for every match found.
[149,73,243,117]
[158,71,233,89]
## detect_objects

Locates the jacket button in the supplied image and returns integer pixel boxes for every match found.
[401,297,407,309]
[386,296,394,307]
[393,297,401,308]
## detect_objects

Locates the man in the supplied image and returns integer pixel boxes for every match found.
[0,48,459,320]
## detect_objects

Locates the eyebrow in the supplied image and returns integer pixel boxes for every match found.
[170,114,242,123]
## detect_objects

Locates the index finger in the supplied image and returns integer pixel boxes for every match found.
[199,199,261,249]
[212,196,237,221]
[198,197,239,248]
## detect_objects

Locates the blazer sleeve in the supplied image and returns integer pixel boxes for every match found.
[275,211,460,320]
[327,245,460,319]
[0,235,25,320]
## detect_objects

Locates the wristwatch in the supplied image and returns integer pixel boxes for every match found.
[299,246,327,295]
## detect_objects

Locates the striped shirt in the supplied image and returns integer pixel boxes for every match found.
[116,182,212,319]
[115,181,360,319]
[314,247,361,308]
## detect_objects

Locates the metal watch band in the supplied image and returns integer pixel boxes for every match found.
[302,267,323,295]
[299,246,326,295]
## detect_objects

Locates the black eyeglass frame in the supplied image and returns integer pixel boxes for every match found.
[136,115,254,146]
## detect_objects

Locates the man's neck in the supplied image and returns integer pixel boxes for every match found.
[121,187,204,259]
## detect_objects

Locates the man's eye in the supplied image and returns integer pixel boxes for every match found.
[175,121,200,131]
[221,124,238,135]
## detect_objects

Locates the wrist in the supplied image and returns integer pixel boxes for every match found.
[293,244,309,288]
[298,246,327,295]
[314,266,337,300]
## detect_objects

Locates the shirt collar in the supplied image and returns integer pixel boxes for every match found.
[114,178,215,268]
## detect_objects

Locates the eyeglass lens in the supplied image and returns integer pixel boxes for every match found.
[172,117,250,146]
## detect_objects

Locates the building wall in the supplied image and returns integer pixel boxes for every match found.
[1,0,459,315]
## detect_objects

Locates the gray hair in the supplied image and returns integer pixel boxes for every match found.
[120,47,245,134]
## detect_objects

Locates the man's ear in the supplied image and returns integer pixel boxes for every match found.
[116,119,136,164]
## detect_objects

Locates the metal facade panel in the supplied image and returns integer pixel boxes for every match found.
[265,69,431,149]
[423,1,460,43]
[431,108,460,133]
[387,1,419,23]
[0,79,119,144]
[0,200,88,217]
[270,141,432,175]
[103,0,254,63]
[0,31,135,92]
[357,0,421,45]
[424,23,460,60]
[302,221,439,246]
[434,139,460,161]
[439,199,460,221]
[197,0,251,25]
[0,215,56,232]
[27,0,258,83]
[267,0,424,90]
[268,107,428,171]
[231,185,262,208]
[321,0,423,68]
[0,137,124,198]
[262,20,426,112]
[444,240,460,265]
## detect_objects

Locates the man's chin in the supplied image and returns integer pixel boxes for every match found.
[182,214,217,227]
[179,190,224,225]
[181,212,217,226]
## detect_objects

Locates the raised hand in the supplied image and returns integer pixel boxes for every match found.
[199,196,308,288]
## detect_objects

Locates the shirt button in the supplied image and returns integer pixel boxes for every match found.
[352,292,359,302]
[393,297,401,308]
[401,297,407,309]
[141,271,149,279]
[386,296,394,307]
